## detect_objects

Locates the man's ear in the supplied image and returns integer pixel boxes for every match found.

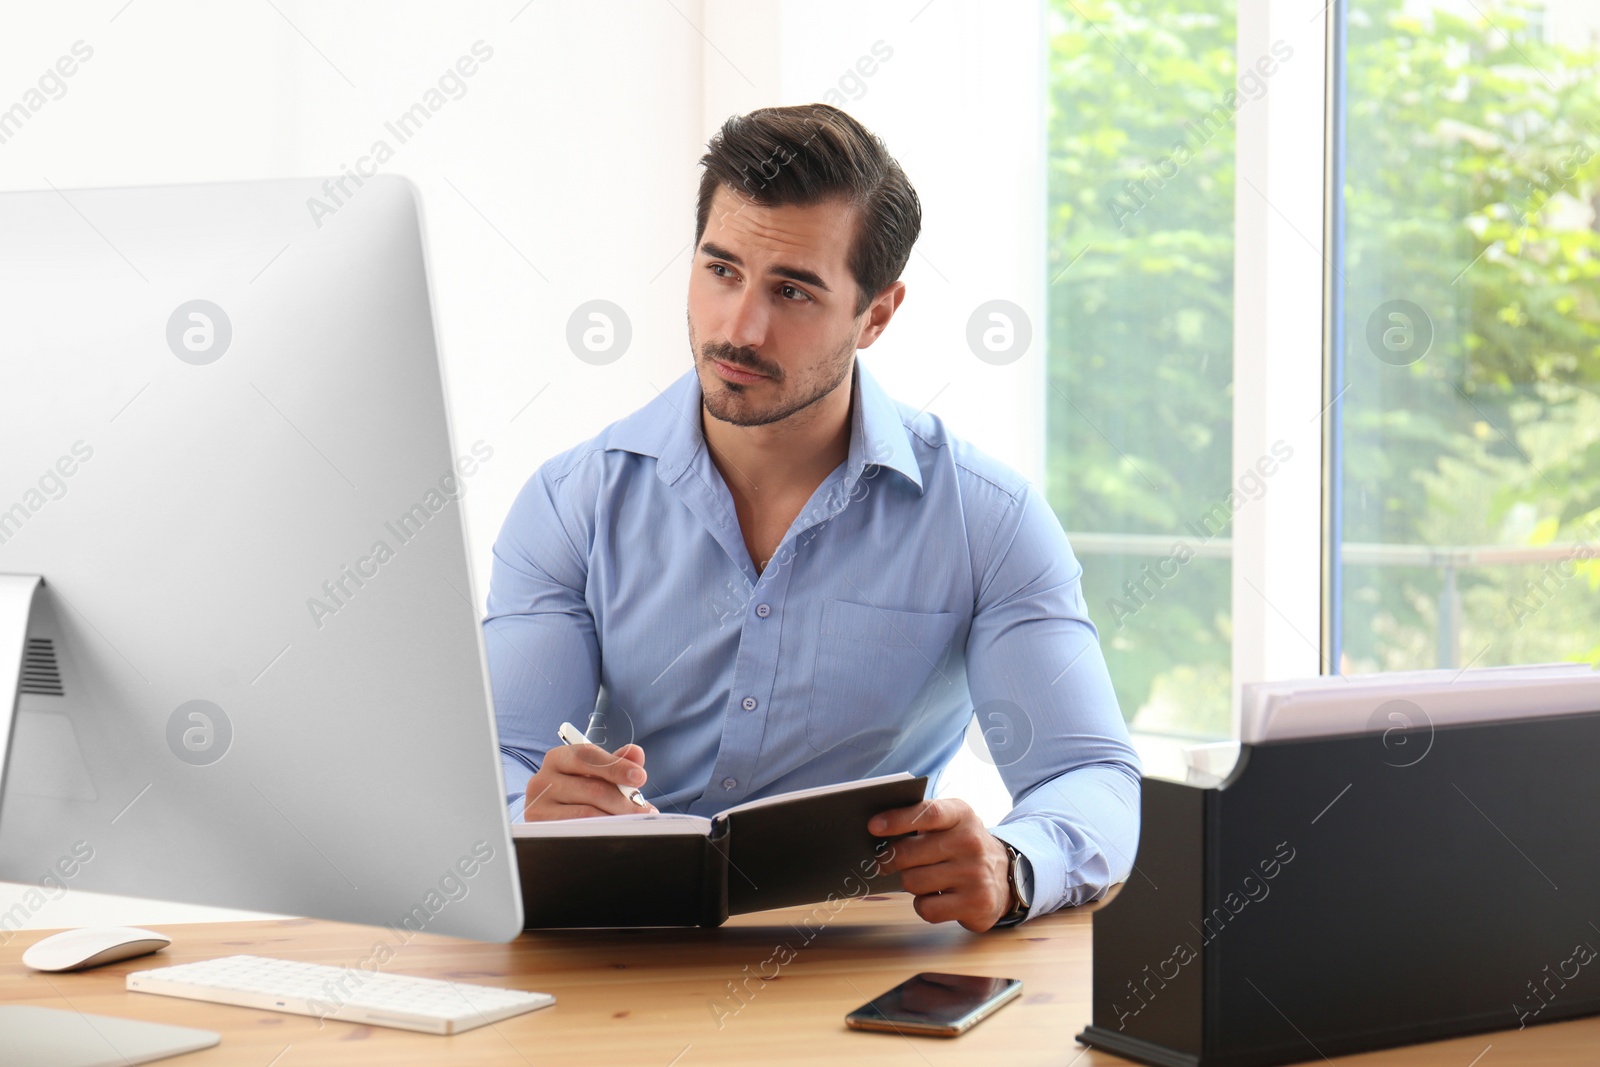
[856,281,907,350]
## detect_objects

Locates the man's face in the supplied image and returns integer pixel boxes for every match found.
[687,184,865,428]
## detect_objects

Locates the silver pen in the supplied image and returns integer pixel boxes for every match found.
[556,721,650,808]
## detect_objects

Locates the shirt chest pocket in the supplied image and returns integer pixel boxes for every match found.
[805,599,962,753]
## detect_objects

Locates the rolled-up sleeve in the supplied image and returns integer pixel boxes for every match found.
[965,482,1143,919]
[484,459,602,821]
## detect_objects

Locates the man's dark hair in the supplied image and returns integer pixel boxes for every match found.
[695,103,921,317]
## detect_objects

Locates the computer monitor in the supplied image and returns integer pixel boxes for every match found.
[0,176,523,943]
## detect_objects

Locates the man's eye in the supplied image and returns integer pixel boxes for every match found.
[709,263,735,279]
[779,284,811,302]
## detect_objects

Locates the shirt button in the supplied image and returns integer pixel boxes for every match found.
[741,696,758,711]
[722,777,737,790]
[755,603,771,618]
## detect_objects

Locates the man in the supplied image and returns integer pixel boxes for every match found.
[486,103,1140,932]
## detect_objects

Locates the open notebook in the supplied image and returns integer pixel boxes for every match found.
[512,772,928,928]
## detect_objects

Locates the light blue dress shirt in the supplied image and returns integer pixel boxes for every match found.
[484,360,1142,919]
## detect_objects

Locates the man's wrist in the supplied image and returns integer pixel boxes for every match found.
[994,839,1033,927]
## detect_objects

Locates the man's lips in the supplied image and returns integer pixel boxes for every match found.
[711,358,769,384]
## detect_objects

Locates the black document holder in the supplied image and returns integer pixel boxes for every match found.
[1079,711,1600,1066]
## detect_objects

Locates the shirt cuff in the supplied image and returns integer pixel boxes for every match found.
[503,753,536,825]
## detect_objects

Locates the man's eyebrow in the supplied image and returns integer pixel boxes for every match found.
[698,241,832,293]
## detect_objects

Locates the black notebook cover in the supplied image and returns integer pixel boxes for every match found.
[515,774,928,929]
[721,774,928,914]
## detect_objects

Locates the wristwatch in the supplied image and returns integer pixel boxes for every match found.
[995,841,1033,927]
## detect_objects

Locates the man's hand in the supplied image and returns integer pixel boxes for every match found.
[868,798,1013,932]
[523,741,658,821]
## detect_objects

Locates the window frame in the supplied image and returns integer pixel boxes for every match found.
[1230,0,1332,735]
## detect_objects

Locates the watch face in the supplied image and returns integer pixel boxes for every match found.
[1005,846,1029,913]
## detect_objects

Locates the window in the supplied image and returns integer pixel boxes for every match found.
[1047,0,1239,738]
[1049,0,1598,745]
[1333,0,1600,674]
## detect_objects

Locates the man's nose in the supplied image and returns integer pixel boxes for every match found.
[725,284,769,350]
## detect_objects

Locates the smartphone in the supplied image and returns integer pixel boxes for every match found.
[845,972,1023,1037]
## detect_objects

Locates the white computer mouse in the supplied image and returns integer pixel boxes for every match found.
[21,926,172,972]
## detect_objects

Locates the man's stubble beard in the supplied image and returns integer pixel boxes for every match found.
[696,325,857,429]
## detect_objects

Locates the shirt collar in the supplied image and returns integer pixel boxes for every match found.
[606,360,924,494]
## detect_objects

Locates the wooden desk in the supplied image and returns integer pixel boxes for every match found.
[2,891,1596,1066]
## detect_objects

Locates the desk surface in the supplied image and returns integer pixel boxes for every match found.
[3,891,1596,1066]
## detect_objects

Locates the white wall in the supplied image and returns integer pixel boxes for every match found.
[0,0,1045,930]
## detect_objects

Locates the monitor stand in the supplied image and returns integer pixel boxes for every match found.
[2,1005,220,1067]
[0,573,43,802]
[1,579,219,1066]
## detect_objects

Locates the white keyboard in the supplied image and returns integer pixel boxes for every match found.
[127,954,555,1035]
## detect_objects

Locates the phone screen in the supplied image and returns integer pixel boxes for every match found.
[846,972,1022,1035]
